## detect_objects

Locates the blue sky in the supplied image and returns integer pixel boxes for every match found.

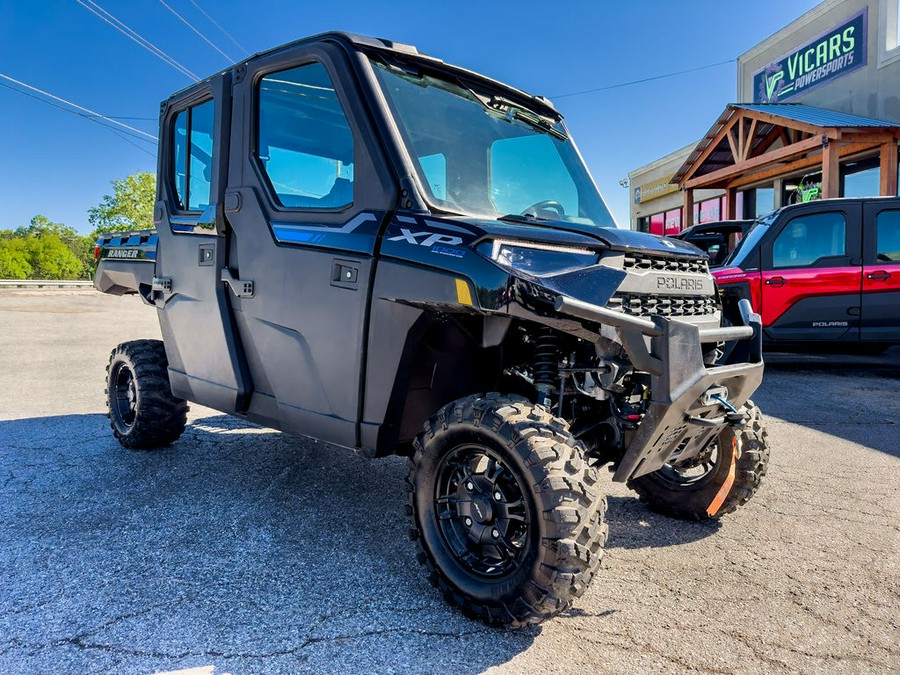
[0,0,822,233]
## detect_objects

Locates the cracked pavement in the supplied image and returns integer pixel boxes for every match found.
[0,290,898,674]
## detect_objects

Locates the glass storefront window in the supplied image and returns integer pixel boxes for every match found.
[843,165,880,198]
[649,213,665,235]
[664,208,682,234]
[755,188,775,217]
[699,197,721,223]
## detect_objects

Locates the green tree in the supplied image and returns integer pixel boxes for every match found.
[0,236,32,279]
[25,234,83,279]
[16,214,77,239]
[88,171,156,233]
[16,215,94,279]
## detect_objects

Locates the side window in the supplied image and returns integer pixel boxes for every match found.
[772,212,846,268]
[876,210,900,263]
[419,153,446,200]
[257,62,354,209]
[172,99,215,212]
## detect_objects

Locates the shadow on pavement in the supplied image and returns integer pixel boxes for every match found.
[0,413,537,674]
[605,495,720,550]
[753,346,900,459]
[763,344,900,378]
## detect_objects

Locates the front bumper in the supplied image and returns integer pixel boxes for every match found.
[555,296,764,482]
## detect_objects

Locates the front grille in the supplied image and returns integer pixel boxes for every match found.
[623,252,708,275]
[607,293,718,317]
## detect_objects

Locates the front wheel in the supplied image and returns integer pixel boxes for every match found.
[106,340,188,449]
[628,401,769,520]
[407,394,607,627]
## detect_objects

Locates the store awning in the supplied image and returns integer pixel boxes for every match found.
[672,103,900,226]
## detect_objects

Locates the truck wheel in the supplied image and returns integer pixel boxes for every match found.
[106,340,188,449]
[628,401,769,520]
[407,394,607,627]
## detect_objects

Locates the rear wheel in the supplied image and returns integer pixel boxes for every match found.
[106,340,188,449]
[628,401,769,520]
[407,393,607,627]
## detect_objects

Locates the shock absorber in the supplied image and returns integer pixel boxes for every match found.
[532,327,559,408]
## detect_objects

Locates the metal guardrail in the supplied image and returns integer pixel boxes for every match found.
[0,279,95,289]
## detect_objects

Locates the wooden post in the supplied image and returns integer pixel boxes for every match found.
[822,137,840,199]
[879,141,898,196]
[683,189,694,228]
[725,187,737,219]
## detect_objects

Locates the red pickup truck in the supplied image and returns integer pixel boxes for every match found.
[713,196,900,346]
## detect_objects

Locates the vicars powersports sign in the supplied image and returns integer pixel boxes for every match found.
[753,9,867,103]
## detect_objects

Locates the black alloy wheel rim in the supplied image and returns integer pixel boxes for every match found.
[433,443,530,579]
[112,363,137,429]
[657,440,721,488]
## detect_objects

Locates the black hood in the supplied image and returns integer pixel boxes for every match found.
[444,216,706,258]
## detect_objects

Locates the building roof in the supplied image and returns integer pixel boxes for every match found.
[733,104,899,129]
[672,103,900,187]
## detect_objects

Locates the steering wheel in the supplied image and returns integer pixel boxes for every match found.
[520,200,565,218]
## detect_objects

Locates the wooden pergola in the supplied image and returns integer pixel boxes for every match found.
[673,104,900,227]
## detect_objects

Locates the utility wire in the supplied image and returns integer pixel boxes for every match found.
[98,115,157,120]
[550,58,734,99]
[188,0,250,57]
[0,72,158,141]
[75,0,200,81]
[97,126,158,158]
[158,0,235,62]
[0,79,154,144]
[0,80,157,158]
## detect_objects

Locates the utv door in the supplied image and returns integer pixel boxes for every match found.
[223,44,396,448]
[154,76,250,412]
[759,203,862,342]
[861,203,900,342]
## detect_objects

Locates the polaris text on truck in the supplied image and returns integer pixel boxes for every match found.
[94,32,770,627]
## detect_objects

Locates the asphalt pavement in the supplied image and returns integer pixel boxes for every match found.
[0,290,897,674]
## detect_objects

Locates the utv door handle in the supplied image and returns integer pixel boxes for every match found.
[765,277,786,287]
[221,268,254,298]
[330,259,360,290]
[866,270,891,281]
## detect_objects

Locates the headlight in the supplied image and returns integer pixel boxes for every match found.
[476,239,599,277]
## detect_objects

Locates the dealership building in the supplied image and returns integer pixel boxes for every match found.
[628,0,900,233]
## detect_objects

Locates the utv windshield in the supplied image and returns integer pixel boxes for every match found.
[370,59,615,227]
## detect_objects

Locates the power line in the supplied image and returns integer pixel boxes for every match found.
[0,72,158,141]
[188,0,250,57]
[99,127,158,158]
[75,0,200,81]
[158,0,235,63]
[550,58,734,99]
[77,0,199,80]
[0,80,156,158]
[0,80,157,156]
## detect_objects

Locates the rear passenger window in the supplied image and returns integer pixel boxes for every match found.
[172,99,215,212]
[876,211,900,262]
[257,62,354,209]
[772,212,846,268]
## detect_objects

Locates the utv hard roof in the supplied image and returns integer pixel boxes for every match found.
[164,31,560,121]
[767,195,900,219]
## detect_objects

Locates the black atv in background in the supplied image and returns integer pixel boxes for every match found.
[94,32,769,627]
[675,219,755,267]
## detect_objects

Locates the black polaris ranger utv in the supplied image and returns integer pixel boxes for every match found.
[94,32,769,627]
